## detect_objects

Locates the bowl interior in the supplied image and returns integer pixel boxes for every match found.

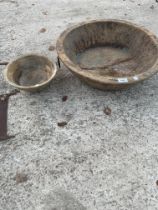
[63,21,158,77]
[7,55,54,87]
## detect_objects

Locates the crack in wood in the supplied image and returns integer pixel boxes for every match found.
[80,57,133,70]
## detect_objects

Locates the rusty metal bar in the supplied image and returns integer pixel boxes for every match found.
[0,90,19,141]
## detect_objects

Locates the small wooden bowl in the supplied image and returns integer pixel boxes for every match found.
[4,54,57,92]
[56,20,158,90]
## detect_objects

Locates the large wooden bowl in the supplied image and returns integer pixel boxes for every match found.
[56,20,158,90]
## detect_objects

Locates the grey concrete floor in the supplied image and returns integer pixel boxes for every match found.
[0,0,158,209]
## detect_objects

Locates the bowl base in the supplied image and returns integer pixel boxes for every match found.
[77,44,138,77]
